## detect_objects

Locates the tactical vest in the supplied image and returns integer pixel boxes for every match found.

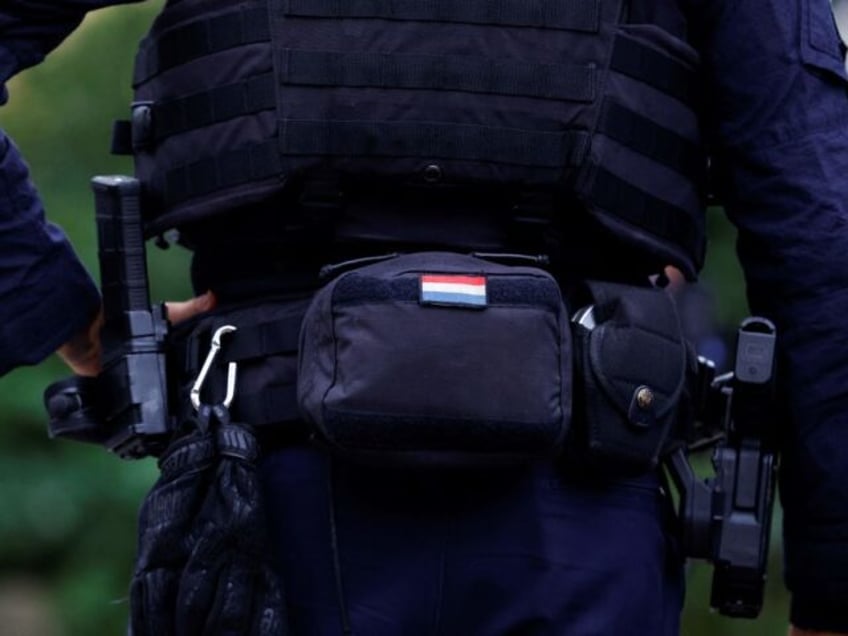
[121,0,706,277]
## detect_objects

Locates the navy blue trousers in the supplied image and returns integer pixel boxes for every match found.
[260,447,684,635]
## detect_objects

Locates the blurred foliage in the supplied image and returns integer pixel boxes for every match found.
[0,4,789,635]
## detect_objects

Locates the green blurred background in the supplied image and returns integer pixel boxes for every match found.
[0,4,790,635]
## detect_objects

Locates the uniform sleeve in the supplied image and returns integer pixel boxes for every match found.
[0,131,100,376]
[0,0,141,375]
[688,0,848,630]
[0,0,144,92]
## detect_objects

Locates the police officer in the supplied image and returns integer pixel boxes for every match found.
[2,1,847,635]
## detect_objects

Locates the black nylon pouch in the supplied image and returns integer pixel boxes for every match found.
[572,281,687,474]
[297,252,572,464]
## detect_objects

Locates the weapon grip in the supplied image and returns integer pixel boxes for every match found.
[92,176,149,324]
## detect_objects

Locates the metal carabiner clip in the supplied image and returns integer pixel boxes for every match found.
[190,325,238,412]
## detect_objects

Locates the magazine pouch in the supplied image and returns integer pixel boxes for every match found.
[298,252,571,465]
[572,281,687,474]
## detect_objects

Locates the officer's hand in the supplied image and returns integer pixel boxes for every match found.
[57,291,216,377]
[789,626,846,635]
[57,308,104,377]
[165,290,217,325]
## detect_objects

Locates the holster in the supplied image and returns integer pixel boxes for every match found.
[571,281,689,475]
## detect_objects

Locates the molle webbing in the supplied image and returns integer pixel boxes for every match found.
[277,51,598,102]
[597,101,701,178]
[164,127,590,205]
[282,0,602,31]
[134,7,271,85]
[610,37,697,107]
[590,167,700,256]
[131,0,706,274]
[151,74,277,141]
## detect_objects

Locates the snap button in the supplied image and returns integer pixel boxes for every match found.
[422,163,443,183]
[636,386,655,410]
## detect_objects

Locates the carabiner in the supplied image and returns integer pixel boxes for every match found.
[190,325,238,412]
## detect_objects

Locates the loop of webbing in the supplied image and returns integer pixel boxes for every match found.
[279,49,597,102]
[152,73,277,141]
[280,121,590,168]
[134,6,271,86]
[162,125,589,205]
[282,0,602,32]
[597,101,703,178]
[589,167,703,266]
[609,36,698,107]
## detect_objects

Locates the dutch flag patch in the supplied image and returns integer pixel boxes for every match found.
[420,274,487,308]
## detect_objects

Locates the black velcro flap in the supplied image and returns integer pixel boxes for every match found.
[576,281,686,472]
[588,288,686,425]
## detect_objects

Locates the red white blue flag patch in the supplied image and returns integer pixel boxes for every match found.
[420,274,487,308]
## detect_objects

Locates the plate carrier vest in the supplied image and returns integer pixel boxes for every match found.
[119,0,707,277]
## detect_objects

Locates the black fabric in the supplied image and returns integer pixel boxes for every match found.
[280,49,597,102]
[164,140,283,205]
[132,0,705,277]
[590,167,701,261]
[331,274,562,312]
[298,252,573,464]
[609,35,697,106]
[130,406,287,636]
[220,315,303,362]
[153,73,276,141]
[236,384,301,427]
[597,100,702,178]
[112,119,133,155]
[571,281,686,474]
[134,6,271,85]
[282,0,602,32]
[280,121,590,168]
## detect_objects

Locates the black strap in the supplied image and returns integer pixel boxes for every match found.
[597,101,703,178]
[609,36,697,107]
[111,120,133,155]
[164,123,588,203]
[153,73,277,141]
[590,167,701,258]
[221,315,303,363]
[283,0,601,32]
[164,139,282,205]
[280,49,597,102]
[281,120,590,168]
[180,314,303,376]
[234,384,302,426]
[134,6,271,85]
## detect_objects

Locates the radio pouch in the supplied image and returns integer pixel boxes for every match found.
[572,281,687,474]
[297,252,572,464]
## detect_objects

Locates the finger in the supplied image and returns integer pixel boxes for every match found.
[166,291,216,325]
[57,308,104,377]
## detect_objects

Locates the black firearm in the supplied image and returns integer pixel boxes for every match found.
[44,176,172,459]
[667,317,779,618]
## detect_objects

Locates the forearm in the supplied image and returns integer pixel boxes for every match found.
[0,0,145,93]
[0,129,100,376]
[690,0,848,631]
